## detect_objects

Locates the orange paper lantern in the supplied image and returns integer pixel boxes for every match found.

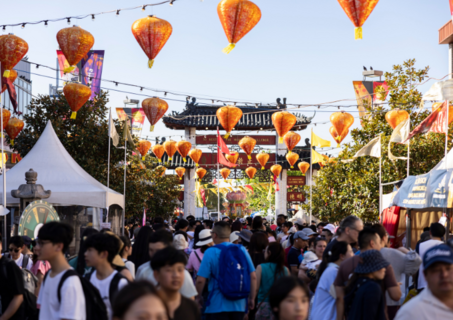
[1,69,17,94]
[63,83,92,119]
[330,112,354,142]
[0,108,11,134]
[245,167,257,179]
[152,144,165,163]
[283,131,301,154]
[238,136,256,160]
[0,34,29,77]
[5,117,24,146]
[176,140,192,162]
[286,152,299,169]
[155,165,166,177]
[337,0,380,39]
[188,148,203,167]
[225,152,239,164]
[385,109,409,129]
[272,112,297,143]
[137,140,152,160]
[329,126,349,148]
[298,162,310,176]
[256,152,269,170]
[131,15,172,68]
[270,164,282,178]
[175,167,186,180]
[57,26,94,73]
[142,97,169,132]
[216,106,243,138]
[163,140,177,161]
[220,168,231,179]
[196,168,207,180]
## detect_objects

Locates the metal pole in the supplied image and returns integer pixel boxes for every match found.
[1,62,6,248]
[122,138,127,236]
[217,127,220,221]
[407,117,410,178]
[379,135,382,216]
[445,101,449,242]
[310,129,313,224]
[107,109,111,188]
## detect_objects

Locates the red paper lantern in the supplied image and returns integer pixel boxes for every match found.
[63,83,92,119]
[176,140,192,162]
[57,26,94,73]
[137,140,152,160]
[142,97,169,132]
[385,109,409,129]
[152,145,165,163]
[0,34,29,77]
[337,0,380,39]
[272,112,297,143]
[5,117,24,146]
[163,140,177,161]
[216,106,243,138]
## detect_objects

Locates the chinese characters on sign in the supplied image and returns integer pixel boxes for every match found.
[287,192,305,202]
[287,176,306,186]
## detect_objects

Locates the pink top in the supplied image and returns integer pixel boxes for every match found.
[30,260,50,277]
[186,248,204,273]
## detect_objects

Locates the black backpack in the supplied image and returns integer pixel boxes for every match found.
[85,269,128,306]
[43,269,108,320]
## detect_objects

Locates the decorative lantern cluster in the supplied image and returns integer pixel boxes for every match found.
[0,108,24,146]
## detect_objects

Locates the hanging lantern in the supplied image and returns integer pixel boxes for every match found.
[175,167,186,180]
[216,105,243,138]
[155,165,166,177]
[330,112,354,142]
[220,168,231,179]
[329,126,349,148]
[196,167,207,180]
[245,167,257,179]
[131,15,172,68]
[337,0,380,40]
[286,152,299,169]
[270,164,282,178]
[5,117,24,146]
[225,152,239,164]
[176,140,192,162]
[163,140,177,161]
[142,97,169,132]
[63,83,92,119]
[0,34,29,77]
[385,109,409,129]
[137,140,152,160]
[283,131,301,154]
[152,144,165,163]
[188,148,203,167]
[56,26,94,73]
[217,0,262,54]
[238,136,256,160]
[256,152,269,170]
[0,108,11,137]
[298,162,310,176]
[272,112,297,143]
[1,69,17,93]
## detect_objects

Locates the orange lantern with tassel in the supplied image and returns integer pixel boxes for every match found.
[337,0,380,40]
[176,140,192,162]
[163,140,177,161]
[283,131,301,154]
[238,136,256,160]
[216,106,243,139]
[137,140,152,160]
[63,83,92,119]
[329,126,349,148]
[152,145,165,163]
[155,165,166,177]
[298,162,310,176]
[56,26,94,73]
[225,152,239,164]
[188,148,203,167]
[5,117,24,146]
[217,0,262,54]
[245,167,257,179]
[131,15,172,68]
[270,164,282,178]
[0,34,29,77]
[196,168,207,180]
[256,152,269,170]
[272,112,297,143]
[220,168,231,179]
[286,152,299,169]
[1,69,17,93]
[0,108,11,136]
[385,109,409,129]
[175,167,186,180]
[330,112,354,143]
[142,97,169,132]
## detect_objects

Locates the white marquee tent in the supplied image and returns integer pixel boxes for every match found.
[0,121,124,208]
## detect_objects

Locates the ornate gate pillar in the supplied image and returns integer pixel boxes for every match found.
[275,134,288,218]
[184,127,196,218]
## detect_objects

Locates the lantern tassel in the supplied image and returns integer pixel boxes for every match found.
[222,43,236,54]
[148,59,155,68]
[183,158,187,162]
[169,157,172,161]
[302,173,305,176]
[70,112,77,119]
[261,166,265,170]
[355,27,363,40]
[150,125,155,132]
[224,132,231,139]
[337,143,340,148]
[196,163,199,167]
[180,177,182,180]
[11,139,14,146]
[279,137,283,143]
[291,166,294,169]
[158,159,162,163]
[3,70,10,78]
[247,155,251,160]
[63,65,76,74]
[142,156,145,160]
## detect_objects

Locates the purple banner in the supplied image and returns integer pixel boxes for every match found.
[81,50,105,100]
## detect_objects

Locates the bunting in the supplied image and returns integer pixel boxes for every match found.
[388,118,409,161]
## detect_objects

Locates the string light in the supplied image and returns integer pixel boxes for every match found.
[142,5,147,11]
[170,0,175,5]
[67,18,71,25]
[21,23,25,29]
[92,14,95,21]
[2,26,5,32]
[44,21,48,27]
[116,10,120,16]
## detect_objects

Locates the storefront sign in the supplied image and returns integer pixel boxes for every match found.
[196,135,276,145]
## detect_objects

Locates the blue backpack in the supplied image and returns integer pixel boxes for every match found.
[211,243,251,301]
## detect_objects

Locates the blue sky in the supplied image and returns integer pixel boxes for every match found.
[0,0,450,157]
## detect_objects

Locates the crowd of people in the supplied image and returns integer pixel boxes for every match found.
[0,213,453,320]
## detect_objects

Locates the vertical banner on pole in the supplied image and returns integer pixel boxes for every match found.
[80,50,105,100]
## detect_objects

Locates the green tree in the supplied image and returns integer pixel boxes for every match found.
[304,59,450,222]
[12,91,180,218]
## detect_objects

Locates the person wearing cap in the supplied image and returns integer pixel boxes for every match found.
[288,229,313,276]
[174,234,189,259]
[281,226,297,249]
[238,229,253,249]
[322,224,336,243]
[230,231,240,244]
[395,244,453,319]
[294,218,306,231]
[187,229,214,277]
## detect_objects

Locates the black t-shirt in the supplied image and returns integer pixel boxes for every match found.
[173,295,200,320]
[288,247,301,268]
[0,256,25,320]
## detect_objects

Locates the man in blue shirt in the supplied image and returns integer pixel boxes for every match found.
[196,221,257,320]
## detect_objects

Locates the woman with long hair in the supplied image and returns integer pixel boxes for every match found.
[310,241,353,320]
[255,242,290,320]
[129,226,153,268]
[269,276,310,320]
[119,235,135,279]
[68,227,99,275]
[249,231,269,268]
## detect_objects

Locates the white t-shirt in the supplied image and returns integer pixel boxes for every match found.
[417,239,443,289]
[89,270,128,320]
[12,253,33,269]
[395,287,453,319]
[37,269,86,320]
[122,258,135,279]
[310,264,339,320]
[187,231,195,251]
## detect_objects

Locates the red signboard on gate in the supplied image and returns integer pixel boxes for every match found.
[287,176,306,186]
[287,192,305,202]
[196,135,276,145]
[194,153,276,169]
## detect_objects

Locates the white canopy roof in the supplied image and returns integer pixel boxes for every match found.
[0,121,124,208]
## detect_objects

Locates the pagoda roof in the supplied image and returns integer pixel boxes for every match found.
[162,98,313,131]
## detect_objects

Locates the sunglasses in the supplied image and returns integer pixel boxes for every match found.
[8,248,20,253]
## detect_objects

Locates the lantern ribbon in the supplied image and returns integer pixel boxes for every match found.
[355,27,363,40]
[273,175,280,192]
[223,43,236,54]
[63,65,76,74]
[148,59,155,69]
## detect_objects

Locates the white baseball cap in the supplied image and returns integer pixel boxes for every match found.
[230,231,240,243]
[323,224,336,234]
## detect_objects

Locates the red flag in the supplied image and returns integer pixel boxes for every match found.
[212,179,218,185]
[217,127,231,155]
[200,188,207,206]
[218,151,237,168]
[245,185,254,193]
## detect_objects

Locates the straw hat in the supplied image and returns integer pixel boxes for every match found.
[196,229,213,247]
[174,234,188,250]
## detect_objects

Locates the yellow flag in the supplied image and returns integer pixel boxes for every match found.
[311,130,331,148]
[312,149,327,164]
